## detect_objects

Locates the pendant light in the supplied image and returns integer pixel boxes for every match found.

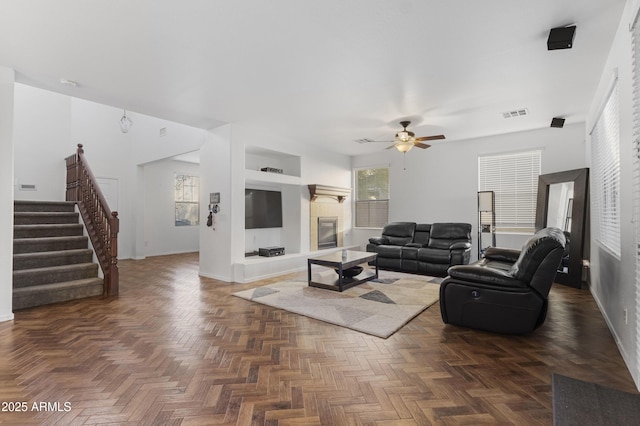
[120,109,133,133]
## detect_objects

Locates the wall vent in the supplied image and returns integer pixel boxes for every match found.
[502,108,529,119]
[19,184,37,191]
[159,127,167,137]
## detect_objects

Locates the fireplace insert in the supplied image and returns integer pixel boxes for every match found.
[318,217,338,249]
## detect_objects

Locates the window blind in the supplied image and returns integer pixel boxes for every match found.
[478,150,541,232]
[631,6,640,372]
[591,79,621,257]
[355,167,389,228]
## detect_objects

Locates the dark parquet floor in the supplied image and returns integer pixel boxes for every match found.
[0,252,636,425]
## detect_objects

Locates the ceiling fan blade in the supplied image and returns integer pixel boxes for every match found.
[415,135,445,142]
[355,138,394,144]
[385,144,397,150]
[414,142,431,149]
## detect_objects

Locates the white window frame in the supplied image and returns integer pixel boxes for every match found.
[174,173,200,227]
[478,150,541,233]
[354,166,390,229]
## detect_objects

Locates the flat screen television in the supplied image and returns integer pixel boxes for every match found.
[245,189,283,229]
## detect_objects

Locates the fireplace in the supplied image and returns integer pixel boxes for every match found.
[317,217,338,249]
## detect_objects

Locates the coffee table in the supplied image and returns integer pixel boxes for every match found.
[307,250,378,292]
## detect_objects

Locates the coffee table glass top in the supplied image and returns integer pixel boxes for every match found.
[309,250,375,264]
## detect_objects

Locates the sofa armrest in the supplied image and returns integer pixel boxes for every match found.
[484,247,521,263]
[447,265,527,288]
[369,236,390,245]
[449,241,471,250]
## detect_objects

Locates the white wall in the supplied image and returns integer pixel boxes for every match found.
[0,67,15,322]
[352,122,587,258]
[199,125,233,281]
[13,84,71,201]
[586,0,639,389]
[143,159,200,256]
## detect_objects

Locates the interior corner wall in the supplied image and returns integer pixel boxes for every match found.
[199,125,233,281]
[143,159,200,257]
[351,122,587,258]
[586,0,639,390]
[131,112,206,166]
[0,67,15,322]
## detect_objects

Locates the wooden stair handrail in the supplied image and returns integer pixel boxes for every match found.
[65,144,119,296]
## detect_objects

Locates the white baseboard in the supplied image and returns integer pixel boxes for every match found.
[199,271,231,282]
[0,313,15,322]
[233,265,307,284]
[589,286,640,391]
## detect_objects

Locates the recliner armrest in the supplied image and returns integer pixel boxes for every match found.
[447,265,527,288]
[449,241,471,250]
[405,242,424,248]
[484,247,521,263]
[369,236,390,245]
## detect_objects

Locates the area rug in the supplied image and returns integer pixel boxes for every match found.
[233,270,442,338]
[552,373,640,425]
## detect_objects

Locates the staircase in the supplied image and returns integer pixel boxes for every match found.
[13,200,104,310]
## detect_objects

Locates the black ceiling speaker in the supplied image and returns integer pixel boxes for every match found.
[547,25,576,50]
[551,117,565,128]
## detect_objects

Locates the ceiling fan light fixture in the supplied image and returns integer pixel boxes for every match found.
[120,109,133,133]
[395,141,413,153]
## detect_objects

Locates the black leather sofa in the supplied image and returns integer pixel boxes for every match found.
[439,227,566,334]
[366,222,472,276]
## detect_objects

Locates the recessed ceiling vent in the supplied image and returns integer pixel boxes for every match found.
[502,108,529,119]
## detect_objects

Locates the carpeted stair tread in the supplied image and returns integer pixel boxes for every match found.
[13,278,104,310]
[13,235,89,253]
[14,211,80,225]
[13,249,94,270]
[13,262,98,288]
[14,223,84,239]
[14,200,76,212]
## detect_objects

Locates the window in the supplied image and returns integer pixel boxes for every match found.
[175,174,200,226]
[355,167,389,228]
[591,79,620,257]
[478,150,541,233]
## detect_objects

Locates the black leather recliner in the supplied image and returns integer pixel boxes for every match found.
[439,227,566,334]
[366,222,472,276]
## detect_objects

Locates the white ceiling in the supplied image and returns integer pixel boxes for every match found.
[0,0,627,156]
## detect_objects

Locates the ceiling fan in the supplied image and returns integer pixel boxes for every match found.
[356,121,445,153]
